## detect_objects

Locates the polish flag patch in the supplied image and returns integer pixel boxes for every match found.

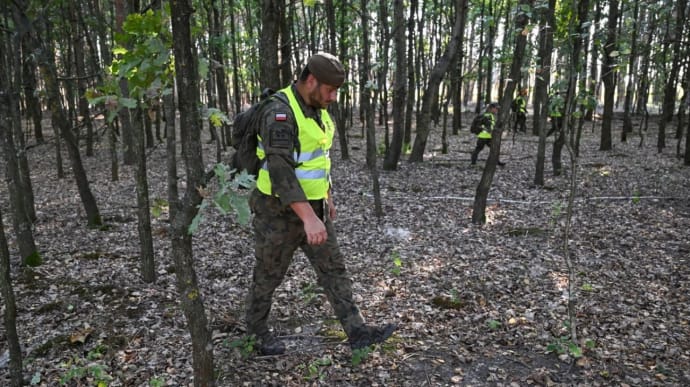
[275,113,288,121]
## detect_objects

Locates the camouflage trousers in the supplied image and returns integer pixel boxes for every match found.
[245,189,365,339]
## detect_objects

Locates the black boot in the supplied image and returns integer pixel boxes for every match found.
[349,323,397,350]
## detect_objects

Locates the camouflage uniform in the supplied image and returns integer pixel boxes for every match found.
[245,84,365,342]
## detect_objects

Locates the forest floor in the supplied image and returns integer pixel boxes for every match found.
[1,113,689,386]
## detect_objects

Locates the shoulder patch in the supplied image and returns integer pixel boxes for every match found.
[275,112,288,121]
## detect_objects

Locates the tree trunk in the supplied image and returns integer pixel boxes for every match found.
[383,0,407,170]
[360,0,383,217]
[0,208,23,387]
[211,1,230,147]
[472,0,530,224]
[0,45,41,266]
[71,0,95,157]
[657,0,685,153]
[115,0,136,165]
[600,0,618,151]
[260,0,281,90]
[622,0,640,142]
[10,47,37,223]
[170,1,215,385]
[132,107,156,283]
[21,39,44,144]
[533,0,555,186]
[410,0,466,162]
[404,0,418,148]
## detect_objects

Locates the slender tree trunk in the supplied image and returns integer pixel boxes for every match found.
[260,0,281,90]
[410,0,466,162]
[35,40,103,227]
[473,0,530,224]
[622,0,640,142]
[404,0,417,148]
[11,3,102,227]
[600,0,618,151]
[115,0,136,165]
[21,39,44,144]
[132,107,156,283]
[10,39,37,223]
[383,0,407,170]
[657,0,685,153]
[1,49,40,266]
[0,208,23,387]
[360,0,383,217]
[211,1,230,147]
[170,1,215,384]
[71,1,95,157]
[534,0,555,186]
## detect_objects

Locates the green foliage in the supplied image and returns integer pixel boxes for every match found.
[148,376,165,387]
[151,198,169,218]
[205,107,231,128]
[229,335,257,359]
[30,372,41,385]
[351,346,373,367]
[88,9,173,122]
[390,251,403,276]
[24,251,43,267]
[546,336,584,358]
[300,282,319,304]
[403,142,412,155]
[487,319,502,330]
[632,190,640,204]
[59,354,112,386]
[298,356,332,381]
[188,163,255,235]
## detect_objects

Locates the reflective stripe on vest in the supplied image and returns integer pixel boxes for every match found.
[256,86,334,200]
[478,112,494,139]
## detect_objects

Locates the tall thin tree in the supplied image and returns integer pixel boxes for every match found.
[169,0,215,384]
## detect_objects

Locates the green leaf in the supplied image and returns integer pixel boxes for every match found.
[569,343,583,358]
[119,97,138,109]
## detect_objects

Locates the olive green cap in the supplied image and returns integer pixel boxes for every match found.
[307,52,345,87]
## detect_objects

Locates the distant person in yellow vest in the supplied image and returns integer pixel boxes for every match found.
[512,87,528,133]
[471,102,505,166]
[245,52,396,355]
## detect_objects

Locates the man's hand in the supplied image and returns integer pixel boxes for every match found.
[290,201,327,245]
[302,215,327,245]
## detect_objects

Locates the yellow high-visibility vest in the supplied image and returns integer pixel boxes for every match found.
[256,86,333,200]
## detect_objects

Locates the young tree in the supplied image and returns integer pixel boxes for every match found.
[409,0,467,162]
[12,3,103,228]
[533,0,555,186]
[0,208,23,387]
[472,0,530,224]
[657,0,686,153]
[169,0,215,384]
[1,28,41,267]
[599,0,618,151]
[360,0,383,216]
[383,0,407,170]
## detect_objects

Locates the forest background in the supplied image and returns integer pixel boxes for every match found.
[1,0,689,386]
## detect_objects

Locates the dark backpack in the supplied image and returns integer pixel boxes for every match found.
[229,89,288,176]
[470,114,484,134]
[510,98,519,113]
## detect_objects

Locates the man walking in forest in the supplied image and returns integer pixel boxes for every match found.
[471,102,505,166]
[512,87,528,133]
[245,52,396,356]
